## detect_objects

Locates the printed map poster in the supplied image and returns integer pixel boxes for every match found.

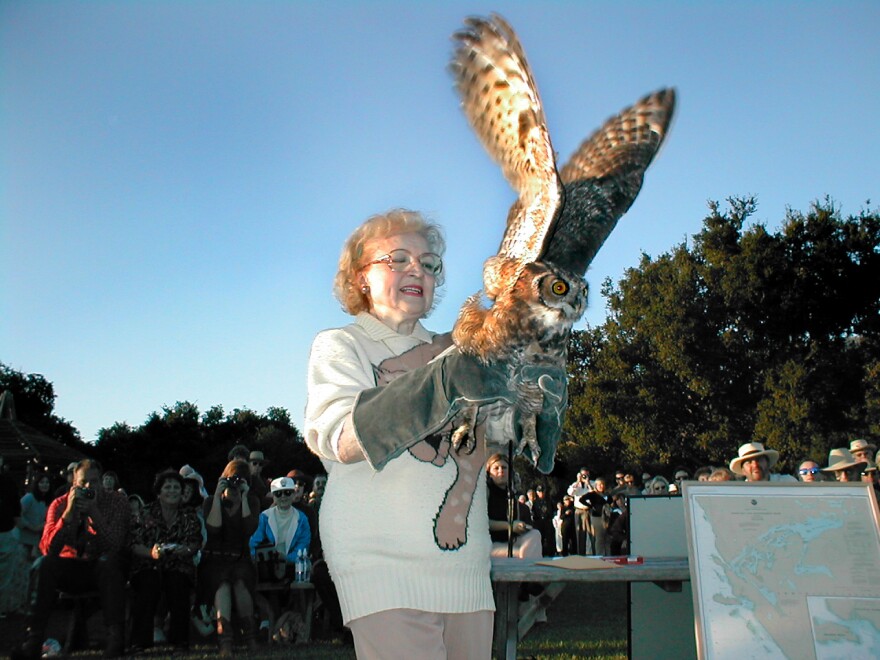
[682,481,880,659]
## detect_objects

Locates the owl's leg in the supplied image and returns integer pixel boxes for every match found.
[515,382,545,465]
[516,413,542,464]
[451,404,478,454]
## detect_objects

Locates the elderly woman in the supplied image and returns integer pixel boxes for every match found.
[197,459,260,656]
[129,470,202,652]
[304,209,563,658]
[485,453,542,559]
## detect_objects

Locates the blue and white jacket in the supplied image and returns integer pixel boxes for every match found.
[249,505,311,563]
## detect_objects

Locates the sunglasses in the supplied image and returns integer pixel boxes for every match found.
[798,467,820,475]
[368,249,443,276]
[273,490,294,497]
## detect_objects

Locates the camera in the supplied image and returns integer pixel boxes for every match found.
[226,475,245,489]
[76,486,95,500]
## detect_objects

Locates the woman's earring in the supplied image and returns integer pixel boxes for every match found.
[361,285,370,294]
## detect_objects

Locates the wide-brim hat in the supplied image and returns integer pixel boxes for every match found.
[730,442,779,475]
[849,438,877,454]
[179,464,209,499]
[821,448,867,474]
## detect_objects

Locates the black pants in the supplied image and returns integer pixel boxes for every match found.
[129,569,193,648]
[27,554,126,634]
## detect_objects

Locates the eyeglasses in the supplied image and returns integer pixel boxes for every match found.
[367,249,443,276]
[798,467,820,475]
[273,490,294,497]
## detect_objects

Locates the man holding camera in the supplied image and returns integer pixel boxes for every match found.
[12,459,130,660]
[567,468,595,555]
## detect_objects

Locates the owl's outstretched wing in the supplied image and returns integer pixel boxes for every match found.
[544,88,676,277]
[449,13,563,267]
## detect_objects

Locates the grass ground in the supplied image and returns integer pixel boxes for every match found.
[1,582,627,659]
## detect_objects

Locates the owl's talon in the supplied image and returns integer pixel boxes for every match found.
[451,425,476,454]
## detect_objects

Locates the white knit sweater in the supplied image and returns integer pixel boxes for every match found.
[304,313,494,624]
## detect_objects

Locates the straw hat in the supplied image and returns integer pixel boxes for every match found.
[849,438,877,454]
[821,448,867,474]
[729,442,779,475]
[248,450,268,465]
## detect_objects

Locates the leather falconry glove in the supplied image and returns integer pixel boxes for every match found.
[351,347,567,474]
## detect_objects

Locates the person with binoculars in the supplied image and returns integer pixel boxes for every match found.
[197,459,261,656]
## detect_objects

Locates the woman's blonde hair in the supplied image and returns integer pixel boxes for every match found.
[333,208,446,316]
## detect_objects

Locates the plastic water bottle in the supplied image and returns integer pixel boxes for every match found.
[301,550,312,583]
[294,548,304,582]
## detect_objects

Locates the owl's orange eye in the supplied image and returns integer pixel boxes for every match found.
[551,279,569,296]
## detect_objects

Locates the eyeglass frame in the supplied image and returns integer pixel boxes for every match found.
[273,490,295,497]
[366,248,443,276]
[798,467,821,475]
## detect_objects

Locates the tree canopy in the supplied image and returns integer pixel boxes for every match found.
[94,401,320,497]
[0,362,87,453]
[561,198,880,476]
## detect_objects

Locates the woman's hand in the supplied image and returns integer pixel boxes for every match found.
[512,520,531,535]
[214,478,228,499]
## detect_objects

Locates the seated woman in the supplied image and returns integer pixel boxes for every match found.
[129,470,203,652]
[197,459,260,656]
[19,473,53,559]
[486,453,542,559]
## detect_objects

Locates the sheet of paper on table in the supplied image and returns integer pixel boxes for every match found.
[534,556,615,570]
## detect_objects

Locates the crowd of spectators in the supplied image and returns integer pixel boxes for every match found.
[487,438,880,564]
[1,444,341,658]
[2,436,878,657]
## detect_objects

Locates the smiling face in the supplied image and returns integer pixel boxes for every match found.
[361,232,436,334]
[742,456,769,482]
[158,478,182,507]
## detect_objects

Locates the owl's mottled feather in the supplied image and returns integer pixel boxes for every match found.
[546,89,676,275]
[447,13,675,464]
[450,14,562,276]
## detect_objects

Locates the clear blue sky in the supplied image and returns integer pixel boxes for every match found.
[3,1,878,443]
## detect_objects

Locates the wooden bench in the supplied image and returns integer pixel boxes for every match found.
[490,556,690,660]
[255,580,315,643]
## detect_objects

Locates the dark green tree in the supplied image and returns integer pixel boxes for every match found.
[0,362,88,452]
[94,402,320,497]
[562,198,880,476]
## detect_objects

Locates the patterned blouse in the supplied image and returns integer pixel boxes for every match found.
[130,500,203,581]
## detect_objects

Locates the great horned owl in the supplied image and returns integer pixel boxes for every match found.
[448,14,675,465]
